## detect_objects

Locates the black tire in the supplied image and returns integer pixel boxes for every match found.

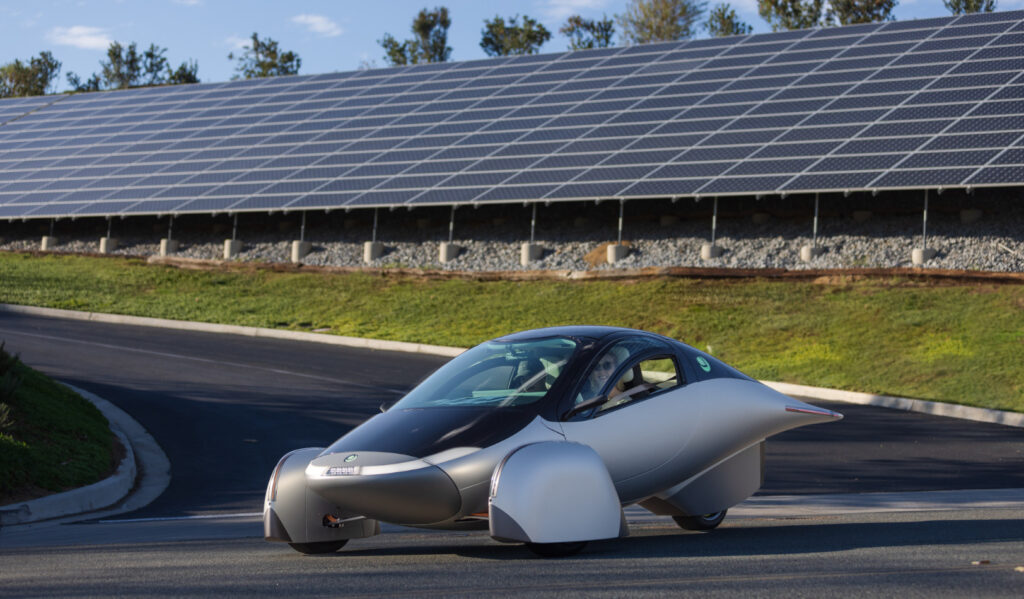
[673,510,727,531]
[525,541,588,557]
[288,540,348,554]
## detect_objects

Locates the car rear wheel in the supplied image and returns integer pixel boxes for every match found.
[288,540,349,554]
[673,510,727,531]
[525,541,588,557]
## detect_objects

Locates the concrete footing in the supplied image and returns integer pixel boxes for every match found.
[291,240,312,263]
[607,243,629,264]
[41,236,57,251]
[224,239,243,259]
[99,237,118,254]
[159,239,178,256]
[912,248,937,265]
[700,243,723,260]
[960,209,982,224]
[520,243,543,266]
[439,242,461,263]
[363,241,384,264]
[800,244,825,262]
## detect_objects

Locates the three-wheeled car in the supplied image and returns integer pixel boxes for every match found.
[264,326,841,556]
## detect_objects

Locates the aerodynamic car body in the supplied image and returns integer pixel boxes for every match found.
[264,326,842,556]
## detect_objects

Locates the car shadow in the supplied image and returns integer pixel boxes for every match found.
[323,517,1023,561]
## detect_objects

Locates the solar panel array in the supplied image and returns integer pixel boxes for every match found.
[2,10,1024,220]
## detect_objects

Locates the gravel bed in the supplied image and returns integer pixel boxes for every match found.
[3,210,1023,273]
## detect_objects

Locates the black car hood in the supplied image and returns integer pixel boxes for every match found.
[321,407,538,459]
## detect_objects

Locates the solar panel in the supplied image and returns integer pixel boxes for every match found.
[4,12,1024,220]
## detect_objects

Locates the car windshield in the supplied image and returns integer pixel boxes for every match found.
[393,337,579,409]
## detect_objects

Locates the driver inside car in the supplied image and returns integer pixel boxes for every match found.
[578,346,629,403]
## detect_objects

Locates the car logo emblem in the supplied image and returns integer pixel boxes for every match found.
[344,454,358,463]
[696,356,711,372]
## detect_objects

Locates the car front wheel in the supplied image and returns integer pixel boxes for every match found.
[673,510,727,531]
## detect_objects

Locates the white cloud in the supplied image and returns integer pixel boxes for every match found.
[291,14,342,37]
[225,35,250,50]
[538,0,612,21]
[46,25,112,50]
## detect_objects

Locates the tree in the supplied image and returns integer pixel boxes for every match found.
[166,60,200,85]
[66,72,101,92]
[943,0,996,13]
[758,0,826,31]
[706,3,753,37]
[229,32,301,79]
[480,14,552,56]
[0,51,61,98]
[140,44,170,86]
[616,0,707,44]
[100,42,141,89]
[67,41,198,91]
[828,0,897,25]
[560,15,616,50]
[380,6,453,66]
[414,7,453,63]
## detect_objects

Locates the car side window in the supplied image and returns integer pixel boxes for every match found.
[600,355,683,411]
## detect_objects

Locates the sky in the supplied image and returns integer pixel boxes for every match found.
[3,0,1024,92]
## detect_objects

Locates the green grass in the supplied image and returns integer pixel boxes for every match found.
[1,252,1023,413]
[0,342,114,503]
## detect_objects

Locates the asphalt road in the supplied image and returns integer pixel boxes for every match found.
[3,509,1024,598]
[1,310,1022,518]
[0,311,448,517]
[1,311,1023,597]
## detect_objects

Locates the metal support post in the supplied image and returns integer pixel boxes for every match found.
[106,217,112,239]
[812,193,820,248]
[364,208,383,263]
[440,205,459,263]
[232,214,238,241]
[801,193,824,262]
[617,199,624,245]
[922,189,929,249]
[160,216,178,256]
[711,197,718,245]
[49,218,55,237]
[300,211,307,242]
[530,203,537,244]
[912,189,936,265]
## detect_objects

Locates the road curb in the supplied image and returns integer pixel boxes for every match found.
[762,381,1024,429]
[0,389,136,526]
[0,384,171,526]
[2,302,1021,429]
[0,303,464,357]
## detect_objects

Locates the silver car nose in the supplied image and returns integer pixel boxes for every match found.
[305,451,461,525]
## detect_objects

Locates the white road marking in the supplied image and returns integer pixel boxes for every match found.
[0,327,408,394]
